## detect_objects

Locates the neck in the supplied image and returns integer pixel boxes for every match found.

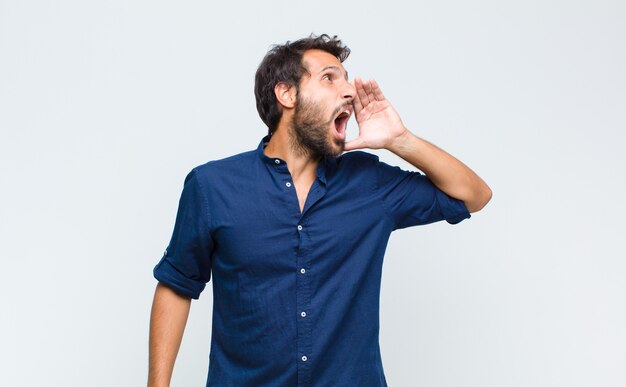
[264,125,320,182]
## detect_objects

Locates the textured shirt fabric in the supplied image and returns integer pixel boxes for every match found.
[153,135,470,387]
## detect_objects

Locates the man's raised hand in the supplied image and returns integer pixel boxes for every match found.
[344,77,407,151]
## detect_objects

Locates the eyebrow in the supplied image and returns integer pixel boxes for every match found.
[319,65,349,80]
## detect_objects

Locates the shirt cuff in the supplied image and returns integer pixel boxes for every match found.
[434,189,471,225]
[153,256,206,299]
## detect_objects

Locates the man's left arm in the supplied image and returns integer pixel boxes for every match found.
[346,77,492,213]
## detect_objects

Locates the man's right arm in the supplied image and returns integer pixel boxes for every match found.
[148,282,192,387]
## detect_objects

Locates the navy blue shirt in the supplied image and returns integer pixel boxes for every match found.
[153,135,470,386]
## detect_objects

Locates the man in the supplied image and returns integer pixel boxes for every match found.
[148,34,492,387]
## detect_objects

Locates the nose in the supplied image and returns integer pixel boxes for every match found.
[343,79,356,102]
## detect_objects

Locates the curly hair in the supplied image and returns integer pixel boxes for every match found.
[254,34,351,136]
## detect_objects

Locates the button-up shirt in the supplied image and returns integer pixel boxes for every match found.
[153,135,470,386]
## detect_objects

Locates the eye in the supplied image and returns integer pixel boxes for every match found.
[322,73,333,81]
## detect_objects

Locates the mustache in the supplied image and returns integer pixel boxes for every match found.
[330,102,353,119]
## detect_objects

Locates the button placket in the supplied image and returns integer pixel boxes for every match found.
[293,179,327,386]
[296,217,312,383]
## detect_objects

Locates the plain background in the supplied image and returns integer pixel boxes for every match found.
[1,0,625,386]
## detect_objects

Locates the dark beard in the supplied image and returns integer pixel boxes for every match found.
[290,95,344,159]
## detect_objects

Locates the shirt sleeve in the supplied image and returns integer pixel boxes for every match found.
[376,159,470,230]
[153,168,213,299]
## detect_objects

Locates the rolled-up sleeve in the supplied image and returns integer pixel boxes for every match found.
[153,168,213,299]
[376,159,470,230]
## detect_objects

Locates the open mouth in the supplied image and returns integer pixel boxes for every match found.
[333,107,352,141]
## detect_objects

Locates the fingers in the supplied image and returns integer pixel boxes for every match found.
[370,79,385,101]
[362,79,375,103]
[355,77,370,107]
[343,137,366,151]
[352,78,364,114]
[354,77,385,109]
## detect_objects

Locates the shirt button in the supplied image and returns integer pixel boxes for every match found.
[285,182,292,187]
[300,311,306,317]
[274,159,280,164]
[301,355,307,362]
[300,268,306,274]
[297,225,303,231]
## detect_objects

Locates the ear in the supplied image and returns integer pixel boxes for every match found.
[274,82,296,109]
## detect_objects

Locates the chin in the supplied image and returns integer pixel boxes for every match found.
[329,139,345,157]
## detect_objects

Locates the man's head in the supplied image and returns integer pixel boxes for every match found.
[254,34,354,153]
[288,48,355,158]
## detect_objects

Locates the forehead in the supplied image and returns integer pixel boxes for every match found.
[301,49,346,76]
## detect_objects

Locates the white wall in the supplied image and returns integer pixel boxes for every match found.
[1,0,624,386]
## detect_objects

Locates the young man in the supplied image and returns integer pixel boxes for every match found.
[148,34,491,387]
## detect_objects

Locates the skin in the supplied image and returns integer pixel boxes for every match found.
[148,283,191,387]
[148,47,492,387]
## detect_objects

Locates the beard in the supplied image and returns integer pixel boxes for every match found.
[289,94,345,159]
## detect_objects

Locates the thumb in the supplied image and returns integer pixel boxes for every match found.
[343,137,366,151]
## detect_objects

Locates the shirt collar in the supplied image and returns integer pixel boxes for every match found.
[256,135,336,185]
